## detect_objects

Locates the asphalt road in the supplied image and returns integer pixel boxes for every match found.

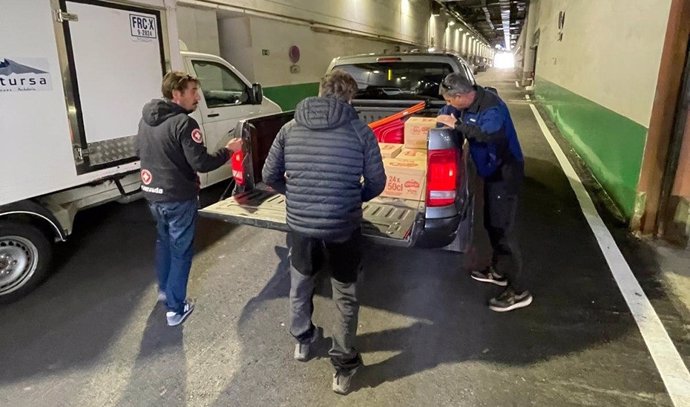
[1,69,688,407]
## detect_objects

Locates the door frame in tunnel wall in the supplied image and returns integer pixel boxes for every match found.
[659,44,690,247]
[634,0,690,236]
[531,45,538,83]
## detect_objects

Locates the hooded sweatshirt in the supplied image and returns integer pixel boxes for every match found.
[262,96,386,241]
[136,99,229,202]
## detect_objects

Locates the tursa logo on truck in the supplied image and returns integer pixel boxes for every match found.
[0,58,51,92]
[129,13,157,39]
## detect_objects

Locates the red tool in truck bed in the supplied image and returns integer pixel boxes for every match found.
[367,101,427,144]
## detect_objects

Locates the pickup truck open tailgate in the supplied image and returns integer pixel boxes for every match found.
[200,189,422,243]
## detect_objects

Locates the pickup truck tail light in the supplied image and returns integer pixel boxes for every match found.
[231,150,245,186]
[426,149,457,207]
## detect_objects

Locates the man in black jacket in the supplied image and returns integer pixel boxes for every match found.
[263,69,386,394]
[137,71,242,326]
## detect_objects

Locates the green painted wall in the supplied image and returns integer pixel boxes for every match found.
[263,82,319,111]
[535,77,648,218]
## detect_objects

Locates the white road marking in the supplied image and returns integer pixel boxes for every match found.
[529,103,690,407]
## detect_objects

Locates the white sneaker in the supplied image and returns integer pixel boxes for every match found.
[157,290,167,303]
[166,301,195,326]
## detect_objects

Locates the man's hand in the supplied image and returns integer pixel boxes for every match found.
[225,137,243,153]
[438,113,486,141]
[436,114,458,128]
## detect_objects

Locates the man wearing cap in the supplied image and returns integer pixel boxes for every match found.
[436,72,532,312]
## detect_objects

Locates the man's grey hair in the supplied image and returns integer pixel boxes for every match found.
[319,69,358,102]
[439,72,475,97]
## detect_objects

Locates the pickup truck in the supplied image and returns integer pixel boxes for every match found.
[201,52,479,251]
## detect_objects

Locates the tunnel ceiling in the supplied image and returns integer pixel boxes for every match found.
[439,0,529,50]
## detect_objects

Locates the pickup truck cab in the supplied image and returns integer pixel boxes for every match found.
[182,50,282,186]
[201,52,478,251]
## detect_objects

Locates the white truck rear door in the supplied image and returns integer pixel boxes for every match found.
[64,1,165,173]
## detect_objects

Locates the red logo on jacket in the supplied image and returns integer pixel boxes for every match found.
[141,169,153,185]
[191,128,203,144]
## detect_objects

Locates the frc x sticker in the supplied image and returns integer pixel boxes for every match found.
[141,169,153,185]
[191,128,203,144]
[130,14,157,39]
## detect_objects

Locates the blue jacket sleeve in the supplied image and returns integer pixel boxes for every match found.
[456,106,504,143]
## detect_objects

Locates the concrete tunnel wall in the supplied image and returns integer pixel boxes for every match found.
[177,0,429,110]
[176,6,220,56]
[526,0,673,218]
[176,1,674,219]
[215,13,425,109]
[176,0,492,110]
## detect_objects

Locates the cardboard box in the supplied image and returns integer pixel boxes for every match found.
[381,158,427,201]
[396,148,427,163]
[378,142,403,159]
[404,117,436,149]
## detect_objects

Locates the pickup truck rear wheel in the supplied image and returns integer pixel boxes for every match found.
[0,221,52,303]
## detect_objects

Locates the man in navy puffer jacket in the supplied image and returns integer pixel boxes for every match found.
[263,69,386,394]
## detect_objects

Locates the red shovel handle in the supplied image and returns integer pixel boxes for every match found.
[368,100,427,129]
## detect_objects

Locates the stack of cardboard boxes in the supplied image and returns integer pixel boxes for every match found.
[377,117,436,201]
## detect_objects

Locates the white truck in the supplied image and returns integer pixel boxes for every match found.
[0,0,281,301]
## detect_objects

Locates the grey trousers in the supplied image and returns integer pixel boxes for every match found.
[289,266,361,370]
[288,232,362,371]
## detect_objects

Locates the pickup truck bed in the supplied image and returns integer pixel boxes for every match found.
[200,108,474,251]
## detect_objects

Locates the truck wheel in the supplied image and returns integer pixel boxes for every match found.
[0,221,52,303]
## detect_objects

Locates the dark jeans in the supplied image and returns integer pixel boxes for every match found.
[148,199,198,314]
[483,180,524,291]
[288,231,363,372]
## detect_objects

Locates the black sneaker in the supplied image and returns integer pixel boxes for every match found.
[489,288,532,312]
[470,267,508,286]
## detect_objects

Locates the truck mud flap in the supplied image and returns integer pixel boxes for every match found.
[200,190,420,242]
